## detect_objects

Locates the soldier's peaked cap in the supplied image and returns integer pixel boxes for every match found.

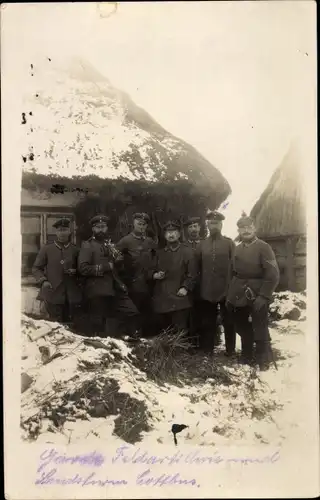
[237,211,254,228]
[89,214,109,226]
[184,216,201,226]
[53,218,71,228]
[163,220,181,231]
[206,211,225,221]
[133,212,150,222]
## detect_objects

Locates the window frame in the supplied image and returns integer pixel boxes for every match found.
[21,209,76,284]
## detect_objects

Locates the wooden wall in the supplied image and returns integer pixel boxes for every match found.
[261,234,306,292]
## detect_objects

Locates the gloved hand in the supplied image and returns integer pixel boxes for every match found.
[253,295,268,311]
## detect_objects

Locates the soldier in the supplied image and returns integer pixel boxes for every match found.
[184,217,202,249]
[150,220,197,334]
[196,211,236,355]
[226,213,280,370]
[32,218,82,323]
[184,217,203,346]
[116,213,156,336]
[78,214,138,337]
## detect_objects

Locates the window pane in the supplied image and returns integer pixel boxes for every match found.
[22,234,41,252]
[21,215,42,276]
[21,216,41,234]
[46,234,56,244]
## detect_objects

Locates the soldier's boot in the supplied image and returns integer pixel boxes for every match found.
[104,317,119,338]
[255,340,272,371]
[239,335,254,365]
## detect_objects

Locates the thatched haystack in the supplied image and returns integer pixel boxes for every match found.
[250,142,306,292]
[20,56,230,241]
[250,142,306,238]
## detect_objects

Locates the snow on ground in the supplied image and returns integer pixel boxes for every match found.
[21,293,307,449]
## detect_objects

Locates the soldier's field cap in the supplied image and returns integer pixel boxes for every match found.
[89,214,109,227]
[163,220,181,231]
[206,211,225,221]
[53,218,71,229]
[133,212,150,223]
[237,212,254,228]
[184,216,201,226]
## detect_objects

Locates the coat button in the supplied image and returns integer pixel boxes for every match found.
[60,260,65,264]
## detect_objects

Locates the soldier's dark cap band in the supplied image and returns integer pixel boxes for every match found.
[53,218,71,228]
[90,214,109,226]
[206,211,225,221]
[133,212,150,222]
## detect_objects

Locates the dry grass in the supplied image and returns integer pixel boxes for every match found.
[130,327,239,387]
[130,327,191,385]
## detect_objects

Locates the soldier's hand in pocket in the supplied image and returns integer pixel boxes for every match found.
[42,281,52,289]
[153,271,165,280]
[177,287,188,297]
[253,296,267,311]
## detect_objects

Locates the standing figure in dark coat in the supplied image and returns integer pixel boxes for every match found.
[226,213,280,370]
[196,211,236,355]
[184,217,203,346]
[116,213,157,336]
[32,218,82,323]
[150,221,197,334]
[78,215,138,337]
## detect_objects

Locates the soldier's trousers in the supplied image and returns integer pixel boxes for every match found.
[199,300,236,353]
[189,299,202,347]
[45,300,81,324]
[233,304,272,365]
[154,308,190,335]
[128,290,154,337]
[87,294,139,337]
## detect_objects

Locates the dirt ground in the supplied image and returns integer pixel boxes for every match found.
[21,303,309,449]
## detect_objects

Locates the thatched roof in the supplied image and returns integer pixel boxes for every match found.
[20,56,230,205]
[250,142,306,237]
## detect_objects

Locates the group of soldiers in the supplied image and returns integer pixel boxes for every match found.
[32,209,280,370]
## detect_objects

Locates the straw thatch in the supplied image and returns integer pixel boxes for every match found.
[20,56,230,207]
[250,142,306,237]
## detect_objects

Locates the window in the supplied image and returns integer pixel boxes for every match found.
[21,211,76,277]
[21,214,42,278]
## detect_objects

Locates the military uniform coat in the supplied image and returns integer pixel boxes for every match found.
[196,234,235,304]
[150,243,197,314]
[78,237,121,299]
[32,241,82,305]
[227,238,280,307]
[116,232,156,294]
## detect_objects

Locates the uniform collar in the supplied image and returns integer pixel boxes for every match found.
[92,236,108,243]
[188,238,200,244]
[54,240,70,250]
[241,237,258,247]
[131,232,146,241]
[209,232,222,240]
[165,242,181,252]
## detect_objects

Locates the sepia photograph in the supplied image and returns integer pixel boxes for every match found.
[2,1,318,498]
